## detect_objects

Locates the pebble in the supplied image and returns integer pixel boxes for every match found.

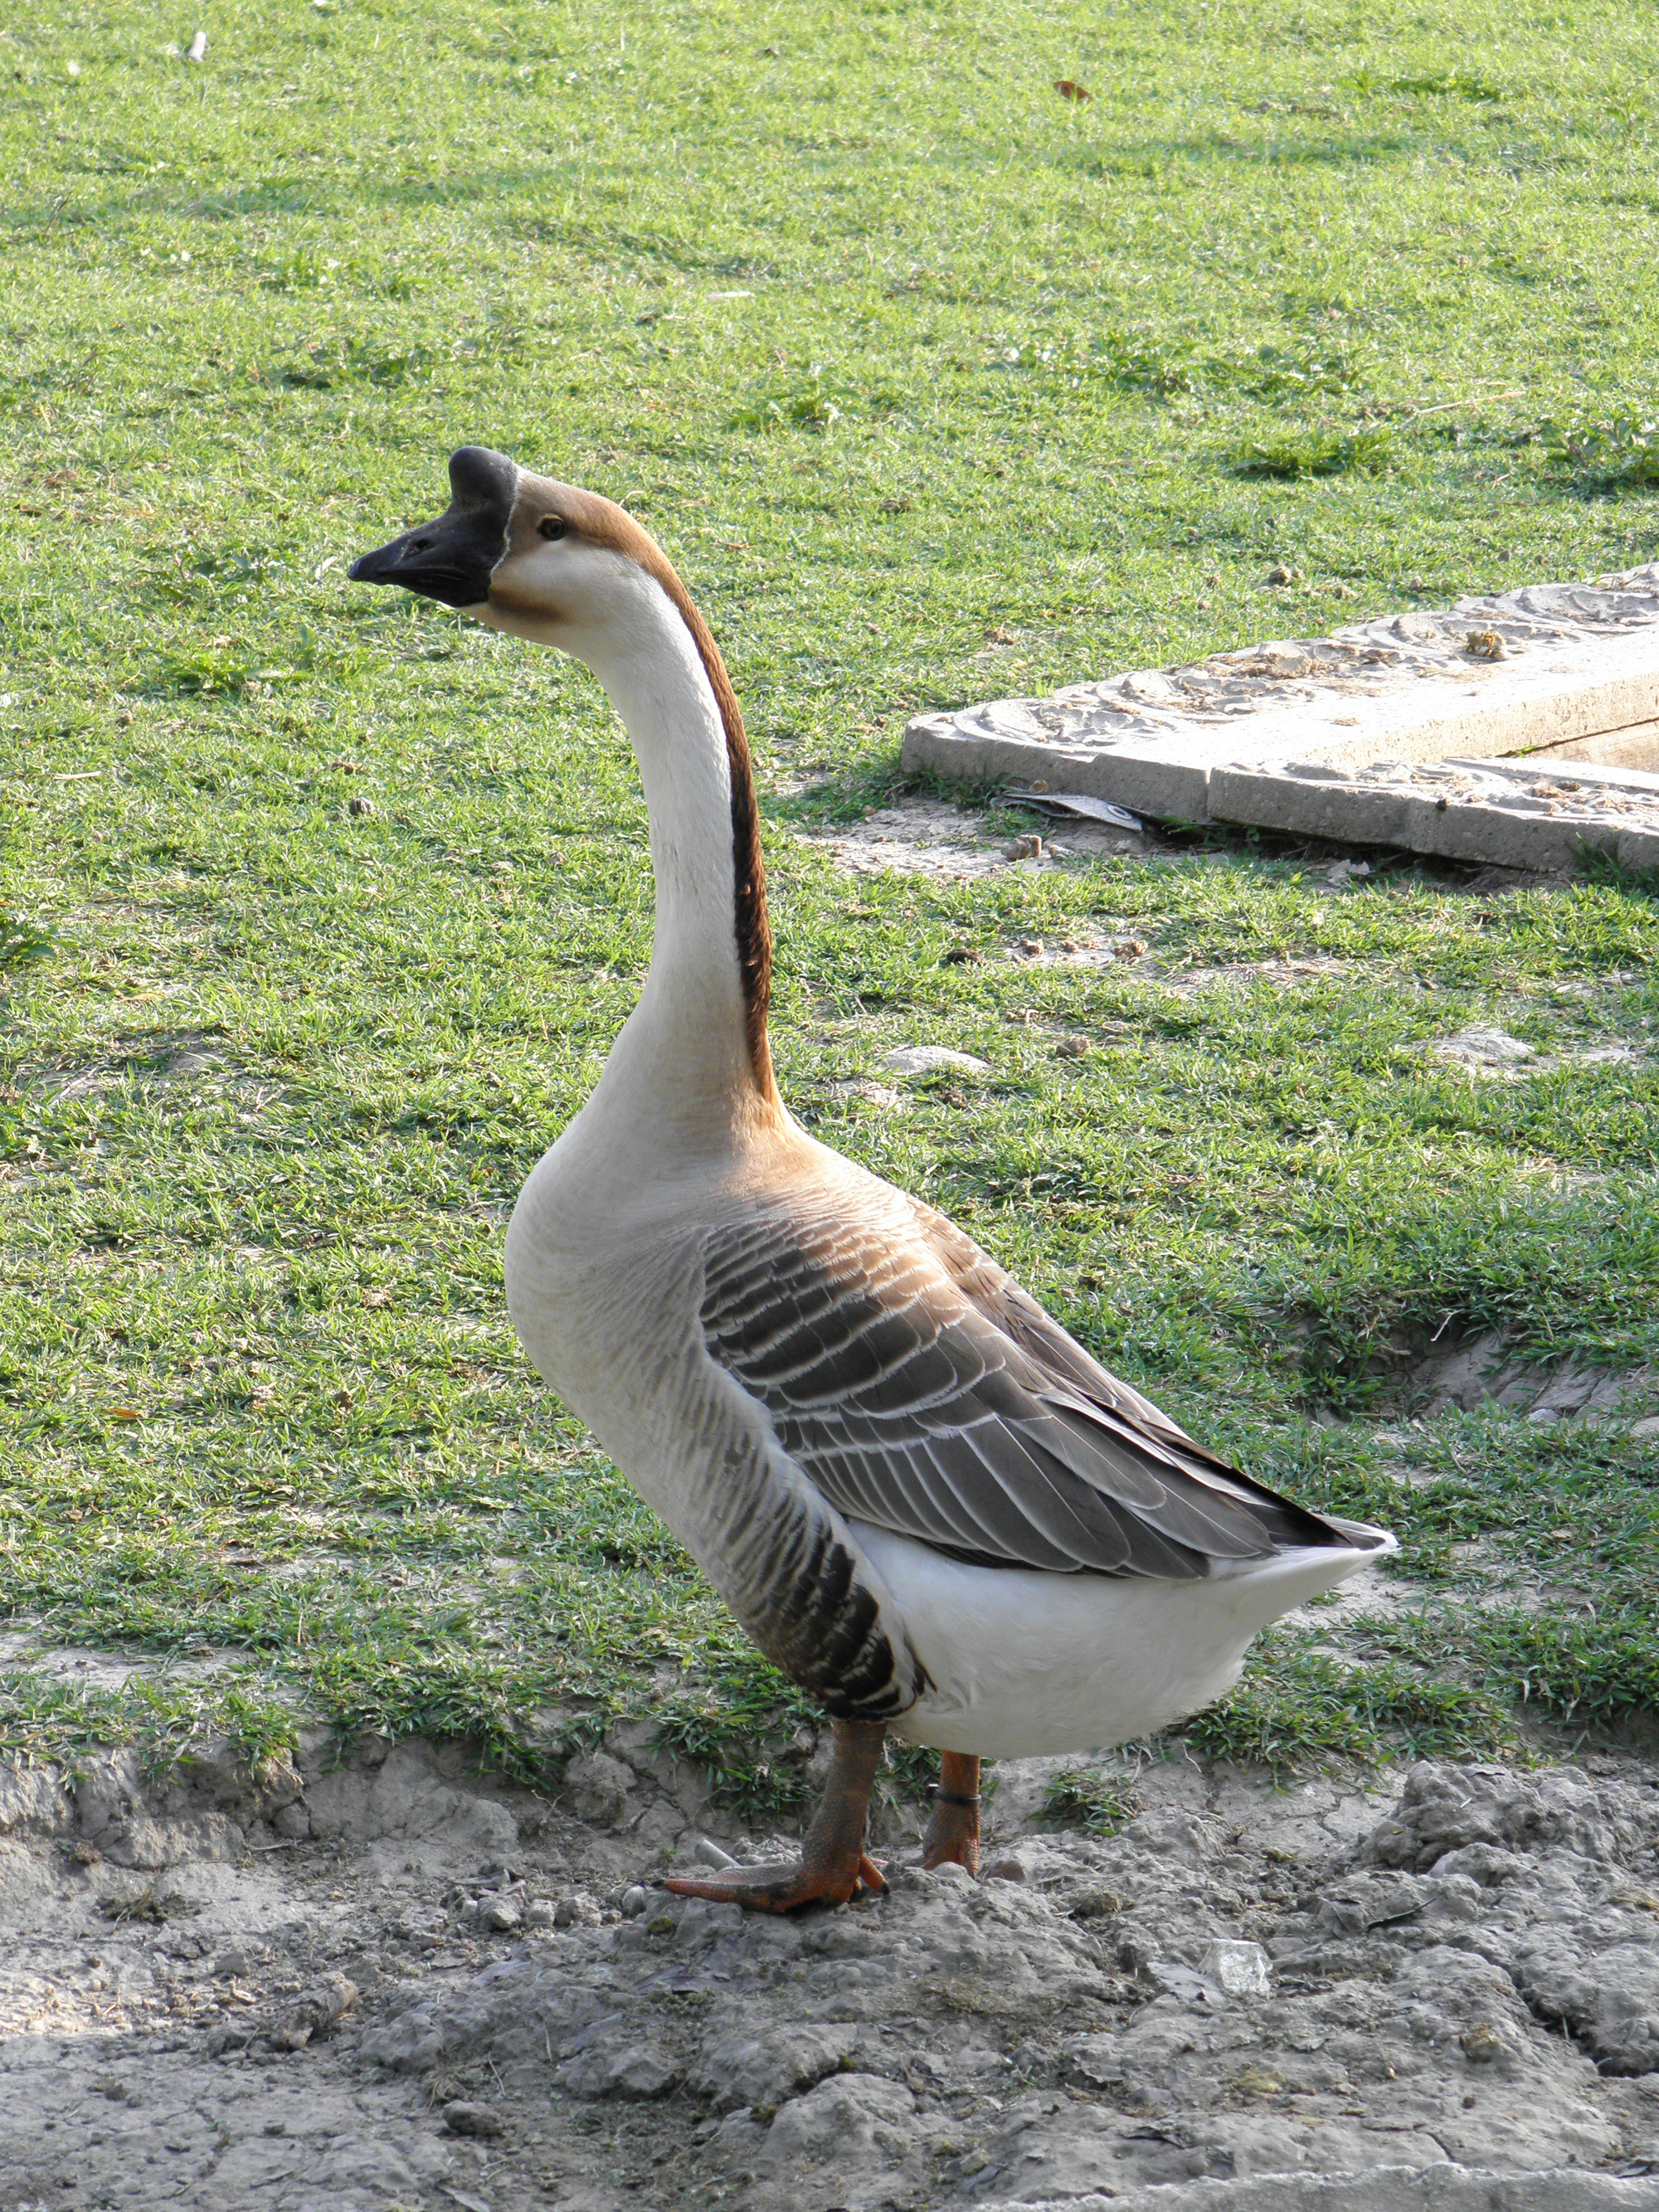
[270,1971,356,2052]
[1199,1938,1272,1996]
[442,2100,503,2139]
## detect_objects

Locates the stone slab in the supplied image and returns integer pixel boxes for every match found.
[1026,2171,1659,2212]
[1209,755,1659,873]
[902,569,1659,858]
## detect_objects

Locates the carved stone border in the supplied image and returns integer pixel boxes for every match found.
[902,569,1659,869]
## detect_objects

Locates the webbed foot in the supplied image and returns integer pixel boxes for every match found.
[662,1850,885,1913]
[659,1716,887,1916]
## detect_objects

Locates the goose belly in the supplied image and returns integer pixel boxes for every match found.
[851,1518,1395,1759]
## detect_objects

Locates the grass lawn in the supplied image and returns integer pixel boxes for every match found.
[2,0,1657,1808]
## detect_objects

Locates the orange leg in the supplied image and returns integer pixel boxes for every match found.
[662,1719,887,1914]
[922,1751,980,1874]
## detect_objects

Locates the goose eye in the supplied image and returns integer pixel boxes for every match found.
[538,515,568,542]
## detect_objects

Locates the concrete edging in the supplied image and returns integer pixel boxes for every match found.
[903,569,1659,868]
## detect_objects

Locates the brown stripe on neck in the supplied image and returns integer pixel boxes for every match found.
[651,566,777,1104]
[495,475,779,1101]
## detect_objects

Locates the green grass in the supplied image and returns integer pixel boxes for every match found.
[1040,1766,1140,1835]
[2,0,1658,1796]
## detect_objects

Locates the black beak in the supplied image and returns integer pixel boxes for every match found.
[348,445,520,609]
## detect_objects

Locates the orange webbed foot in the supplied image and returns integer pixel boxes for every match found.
[661,1850,885,1915]
[660,1720,888,1916]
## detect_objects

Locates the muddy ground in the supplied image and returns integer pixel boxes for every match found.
[4,1722,1659,2212]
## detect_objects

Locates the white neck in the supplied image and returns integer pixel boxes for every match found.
[572,567,768,1147]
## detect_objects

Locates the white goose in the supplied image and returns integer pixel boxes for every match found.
[350,449,1395,1911]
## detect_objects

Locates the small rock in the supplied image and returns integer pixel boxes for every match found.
[557,2042,679,2100]
[1199,1939,1272,1996]
[879,1045,990,1078]
[186,28,207,62]
[1264,562,1299,586]
[1460,2022,1511,2064]
[1015,936,1044,956]
[270,1971,356,2051]
[1066,1884,1124,1920]
[523,1899,556,1928]
[479,1895,523,1933]
[346,795,377,817]
[692,1836,738,1870]
[442,2100,503,2139]
[985,1858,1028,1883]
[620,1884,649,1918]
[566,1750,635,1828]
[1053,1034,1092,1058]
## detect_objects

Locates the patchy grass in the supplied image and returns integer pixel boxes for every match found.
[1540,413,1659,492]
[2,0,1658,1793]
[1041,1767,1141,1835]
[1232,428,1395,480]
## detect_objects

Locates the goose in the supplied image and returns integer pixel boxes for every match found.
[349,447,1396,1913]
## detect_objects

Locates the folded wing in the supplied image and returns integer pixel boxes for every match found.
[698,1203,1352,1581]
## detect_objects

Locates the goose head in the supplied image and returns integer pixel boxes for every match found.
[347,444,691,680]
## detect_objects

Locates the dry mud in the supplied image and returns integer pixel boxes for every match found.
[3,1728,1659,2212]
[796,800,1146,882]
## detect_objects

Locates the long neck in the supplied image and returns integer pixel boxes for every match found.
[580,575,778,1148]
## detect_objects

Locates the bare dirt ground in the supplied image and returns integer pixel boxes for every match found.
[794,799,1148,882]
[4,1718,1659,2212]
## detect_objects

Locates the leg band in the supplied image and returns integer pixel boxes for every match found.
[935,1788,980,1808]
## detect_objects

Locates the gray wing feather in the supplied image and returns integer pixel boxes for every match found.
[700,1205,1351,1580]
